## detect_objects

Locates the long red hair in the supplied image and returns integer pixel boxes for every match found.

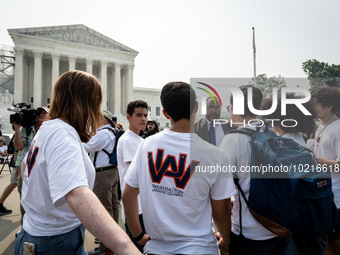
[49,70,103,142]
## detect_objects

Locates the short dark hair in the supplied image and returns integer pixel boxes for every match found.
[261,94,317,135]
[126,100,148,116]
[206,96,221,107]
[230,85,263,117]
[160,82,196,122]
[206,96,219,104]
[311,87,340,114]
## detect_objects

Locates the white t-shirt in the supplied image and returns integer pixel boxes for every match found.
[282,132,306,146]
[21,119,95,236]
[312,119,340,208]
[219,125,277,240]
[0,145,7,159]
[83,124,115,168]
[117,129,143,217]
[125,129,236,254]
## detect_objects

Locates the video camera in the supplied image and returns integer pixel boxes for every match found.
[7,103,39,128]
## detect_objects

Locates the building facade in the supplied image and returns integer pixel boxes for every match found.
[8,24,138,116]
[2,24,170,132]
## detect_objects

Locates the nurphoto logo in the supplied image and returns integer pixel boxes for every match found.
[192,79,312,128]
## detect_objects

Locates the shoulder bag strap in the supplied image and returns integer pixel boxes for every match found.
[93,151,98,168]
[234,176,251,237]
[101,127,117,155]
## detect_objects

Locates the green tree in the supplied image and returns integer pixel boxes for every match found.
[302,59,340,89]
[248,74,287,98]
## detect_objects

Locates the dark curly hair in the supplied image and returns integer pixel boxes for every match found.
[311,87,340,114]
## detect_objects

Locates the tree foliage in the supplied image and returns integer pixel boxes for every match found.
[248,74,287,98]
[302,59,340,89]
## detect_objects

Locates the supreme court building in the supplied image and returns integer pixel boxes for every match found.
[8,24,138,117]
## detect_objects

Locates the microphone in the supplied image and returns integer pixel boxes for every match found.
[7,107,21,113]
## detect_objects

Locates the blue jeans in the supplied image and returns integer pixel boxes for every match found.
[229,232,290,255]
[14,225,87,255]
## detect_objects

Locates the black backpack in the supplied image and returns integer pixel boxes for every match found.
[7,135,15,155]
[94,128,125,167]
[229,128,338,238]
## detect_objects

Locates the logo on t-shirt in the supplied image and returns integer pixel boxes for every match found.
[148,149,200,190]
[26,141,39,178]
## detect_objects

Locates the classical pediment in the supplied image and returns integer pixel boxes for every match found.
[8,24,137,54]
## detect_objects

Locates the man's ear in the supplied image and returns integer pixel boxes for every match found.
[326,105,333,113]
[194,101,198,114]
[126,114,131,122]
[162,110,170,120]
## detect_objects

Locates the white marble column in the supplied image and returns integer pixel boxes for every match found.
[114,63,121,115]
[101,61,108,109]
[86,58,93,74]
[25,58,30,104]
[14,48,25,104]
[69,56,76,70]
[121,69,126,112]
[126,65,134,108]
[33,51,43,108]
[51,53,60,88]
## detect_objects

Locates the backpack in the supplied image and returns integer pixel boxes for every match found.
[94,128,125,166]
[229,127,338,238]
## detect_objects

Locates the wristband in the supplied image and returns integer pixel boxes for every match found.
[132,231,145,242]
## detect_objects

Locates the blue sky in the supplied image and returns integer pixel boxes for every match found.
[1,0,339,89]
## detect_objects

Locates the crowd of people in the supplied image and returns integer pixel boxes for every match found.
[0,69,339,255]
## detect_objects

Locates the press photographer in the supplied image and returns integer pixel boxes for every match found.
[9,103,49,222]
[8,103,40,134]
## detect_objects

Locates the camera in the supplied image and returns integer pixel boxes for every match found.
[7,103,39,128]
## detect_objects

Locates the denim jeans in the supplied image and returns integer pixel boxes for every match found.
[14,224,87,255]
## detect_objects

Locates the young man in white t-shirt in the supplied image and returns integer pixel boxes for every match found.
[85,110,119,255]
[117,100,148,252]
[122,82,236,255]
[311,87,340,255]
[219,85,290,255]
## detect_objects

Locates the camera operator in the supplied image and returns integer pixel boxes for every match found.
[14,106,49,223]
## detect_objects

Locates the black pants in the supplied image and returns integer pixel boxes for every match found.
[229,232,290,255]
[125,214,146,253]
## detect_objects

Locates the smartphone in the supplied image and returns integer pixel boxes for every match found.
[23,241,36,255]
